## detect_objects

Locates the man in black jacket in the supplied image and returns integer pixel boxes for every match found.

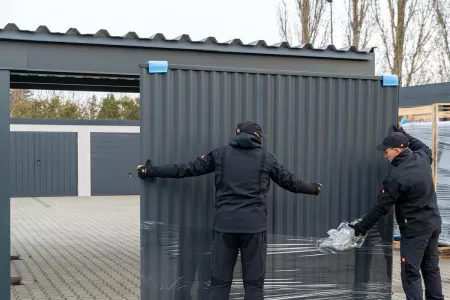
[350,125,443,300]
[137,121,322,300]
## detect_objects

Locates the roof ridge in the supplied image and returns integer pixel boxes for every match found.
[0,23,376,54]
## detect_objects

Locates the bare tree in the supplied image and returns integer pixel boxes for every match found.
[296,0,328,44]
[373,0,436,86]
[345,0,374,48]
[433,0,450,81]
[277,0,292,43]
[403,1,436,86]
[276,0,329,46]
[318,18,332,47]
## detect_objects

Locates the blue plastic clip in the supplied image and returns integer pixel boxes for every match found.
[148,61,168,74]
[381,74,399,87]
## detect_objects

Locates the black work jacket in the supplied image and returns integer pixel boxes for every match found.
[358,132,442,238]
[146,133,319,233]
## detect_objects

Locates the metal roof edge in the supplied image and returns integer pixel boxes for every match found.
[138,63,381,80]
[401,81,450,90]
[0,23,376,61]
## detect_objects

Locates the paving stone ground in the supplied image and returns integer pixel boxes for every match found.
[10,195,450,300]
[11,196,140,300]
[391,247,450,299]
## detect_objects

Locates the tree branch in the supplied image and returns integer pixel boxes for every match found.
[404,0,435,85]
[372,1,394,71]
[433,0,450,80]
[277,0,292,43]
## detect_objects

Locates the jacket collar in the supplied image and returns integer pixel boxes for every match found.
[391,149,412,167]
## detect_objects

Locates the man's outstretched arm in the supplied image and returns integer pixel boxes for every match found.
[350,175,402,235]
[137,150,217,179]
[268,153,322,195]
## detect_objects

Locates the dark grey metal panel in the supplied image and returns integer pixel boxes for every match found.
[0,70,10,300]
[91,133,140,196]
[400,82,450,107]
[0,41,375,80]
[140,66,398,299]
[10,132,78,197]
[0,23,375,61]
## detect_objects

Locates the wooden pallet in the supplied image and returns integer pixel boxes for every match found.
[439,247,450,258]
[399,104,450,122]
[393,241,450,258]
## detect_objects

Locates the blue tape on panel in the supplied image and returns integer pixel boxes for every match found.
[148,61,168,74]
[381,74,399,87]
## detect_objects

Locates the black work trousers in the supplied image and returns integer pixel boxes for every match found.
[400,227,444,300]
[209,231,267,300]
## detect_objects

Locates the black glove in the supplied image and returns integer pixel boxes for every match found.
[348,222,366,236]
[389,124,406,135]
[312,183,322,195]
[137,159,153,179]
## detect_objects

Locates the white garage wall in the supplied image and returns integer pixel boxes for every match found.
[10,124,140,196]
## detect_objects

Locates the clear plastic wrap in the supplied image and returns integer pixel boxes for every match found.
[399,121,450,245]
[141,216,393,300]
[318,219,369,254]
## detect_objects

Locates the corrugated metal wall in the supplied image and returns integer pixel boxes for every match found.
[139,66,398,300]
[91,132,140,196]
[10,132,78,197]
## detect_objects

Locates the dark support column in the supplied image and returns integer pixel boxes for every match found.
[0,71,10,298]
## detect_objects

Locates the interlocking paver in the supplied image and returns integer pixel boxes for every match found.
[10,195,450,299]
[11,196,140,300]
[389,246,450,299]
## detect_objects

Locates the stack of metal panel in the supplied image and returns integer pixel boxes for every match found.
[396,122,450,245]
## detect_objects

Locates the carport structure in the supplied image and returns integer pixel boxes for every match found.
[0,23,379,299]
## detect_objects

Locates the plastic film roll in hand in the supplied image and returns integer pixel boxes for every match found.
[318,219,368,254]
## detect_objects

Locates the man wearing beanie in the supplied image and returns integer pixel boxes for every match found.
[137,120,322,300]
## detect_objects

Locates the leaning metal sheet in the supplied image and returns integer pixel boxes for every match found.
[139,65,398,299]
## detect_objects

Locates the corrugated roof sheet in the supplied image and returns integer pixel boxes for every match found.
[0,23,376,58]
[400,82,450,107]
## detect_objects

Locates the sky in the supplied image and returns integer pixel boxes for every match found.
[0,0,349,47]
[0,0,367,100]
[1,0,283,45]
